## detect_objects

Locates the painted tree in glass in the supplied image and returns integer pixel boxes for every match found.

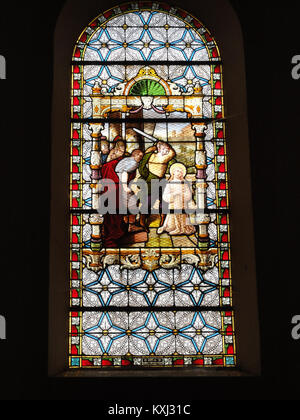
[69,1,235,369]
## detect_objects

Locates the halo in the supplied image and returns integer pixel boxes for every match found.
[169,163,187,178]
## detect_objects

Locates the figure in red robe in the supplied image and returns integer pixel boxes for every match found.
[100,150,144,248]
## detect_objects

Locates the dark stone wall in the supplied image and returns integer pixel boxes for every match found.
[0,0,299,401]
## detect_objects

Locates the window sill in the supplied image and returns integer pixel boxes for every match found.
[55,368,255,378]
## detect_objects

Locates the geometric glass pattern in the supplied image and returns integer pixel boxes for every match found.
[70,2,236,369]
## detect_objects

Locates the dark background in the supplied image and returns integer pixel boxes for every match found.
[0,0,299,402]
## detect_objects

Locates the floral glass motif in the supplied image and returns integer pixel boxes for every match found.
[70,2,235,369]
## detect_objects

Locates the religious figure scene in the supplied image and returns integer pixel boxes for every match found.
[80,114,215,249]
[69,3,235,369]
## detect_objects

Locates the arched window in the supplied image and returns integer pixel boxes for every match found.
[49,0,260,376]
[70,1,234,369]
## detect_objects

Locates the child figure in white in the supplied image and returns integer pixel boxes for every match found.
[157,163,196,236]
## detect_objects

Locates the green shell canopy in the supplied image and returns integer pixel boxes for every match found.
[129,79,166,96]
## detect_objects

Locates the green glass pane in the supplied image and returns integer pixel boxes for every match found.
[129,79,166,96]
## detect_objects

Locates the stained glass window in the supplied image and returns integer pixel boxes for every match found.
[69,1,235,369]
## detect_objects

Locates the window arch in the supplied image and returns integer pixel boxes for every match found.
[49,0,260,377]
